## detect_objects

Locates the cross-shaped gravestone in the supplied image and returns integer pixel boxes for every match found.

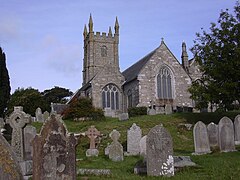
[6,106,31,161]
[108,129,123,161]
[85,126,100,149]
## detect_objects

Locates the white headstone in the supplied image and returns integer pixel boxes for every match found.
[234,115,240,145]
[207,122,218,148]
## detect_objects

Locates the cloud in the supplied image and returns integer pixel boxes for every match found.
[42,36,82,76]
[0,16,21,42]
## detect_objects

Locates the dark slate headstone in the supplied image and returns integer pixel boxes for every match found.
[6,106,31,161]
[193,121,211,155]
[207,122,218,148]
[234,114,240,145]
[32,114,78,180]
[146,124,174,177]
[218,116,235,152]
[0,133,23,180]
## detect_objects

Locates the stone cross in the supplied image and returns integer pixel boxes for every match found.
[85,126,100,149]
[109,129,123,161]
[6,106,31,161]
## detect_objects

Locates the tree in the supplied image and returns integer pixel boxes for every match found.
[0,47,11,117]
[7,88,49,116]
[42,86,73,104]
[190,2,240,110]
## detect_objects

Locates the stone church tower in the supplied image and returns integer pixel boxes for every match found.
[71,15,125,117]
[82,14,121,85]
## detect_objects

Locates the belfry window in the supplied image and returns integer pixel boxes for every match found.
[101,46,107,57]
[157,67,173,99]
[102,84,119,110]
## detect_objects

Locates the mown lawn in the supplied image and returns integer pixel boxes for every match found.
[32,111,240,179]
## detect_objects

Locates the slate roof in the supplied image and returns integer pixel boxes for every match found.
[122,49,157,84]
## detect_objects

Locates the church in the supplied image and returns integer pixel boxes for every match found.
[68,15,201,117]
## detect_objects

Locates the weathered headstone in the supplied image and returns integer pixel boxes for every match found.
[139,135,147,158]
[148,108,156,115]
[118,113,129,121]
[193,121,211,155]
[43,111,50,122]
[35,107,44,122]
[146,124,174,177]
[0,118,5,135]
[6,106,31,161]
[0,133,23,180]
[32,114,78,180]
[24,125,37,160]
[109,129,124,161]
[85,125,100,157]
[218,116,235,152]
[234,115,240,145]
[127,123,142,155]
[207,122,218,148]
[165,104,172,115]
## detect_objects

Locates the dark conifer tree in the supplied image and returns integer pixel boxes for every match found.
[0,47,11,117]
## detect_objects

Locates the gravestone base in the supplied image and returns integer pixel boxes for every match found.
[148,109,156,115]
[124,152,139,156]
[77,169,111,176]
[235,141,240,145]
[118,113,129,121]
[192,150,211,155]
[86,149,99,157]
[19,160,33,176]
[134,156,197,175]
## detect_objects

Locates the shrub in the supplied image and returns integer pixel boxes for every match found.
[128,106,147,117]
[62,97,105,120]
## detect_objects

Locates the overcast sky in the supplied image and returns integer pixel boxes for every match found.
[0,0,237,93]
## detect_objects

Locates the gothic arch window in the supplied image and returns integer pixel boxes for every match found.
[101,45,107,57]
[102,84,119,110]
[127,89,132,108]
[157,67,173,99]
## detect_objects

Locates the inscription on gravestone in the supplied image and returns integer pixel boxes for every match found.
[32,114,78,180]
[193,121,211,155]
[146,124,174,177]
[218,116,235,152]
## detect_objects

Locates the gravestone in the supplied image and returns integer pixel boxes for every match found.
[218,116,235,152]
[146,124,174,177]
[193,121,211,155]
[109,129,123,161]
[35,107,43,122]
[6,106,31,161]
[165,104,172,115]
[32,114,78,180]
[24,125,37,160]
[0,118,5,135]
[43,111,50,121]
[118,113,129,121]
[85,125,100,157]
[127,123,142,155]
[234,115,240,145]
[139,135,147,158]
[148,108,156,115]
[207,122,218,148]
[0,133,23,180]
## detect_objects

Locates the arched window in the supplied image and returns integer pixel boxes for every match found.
[157,67,173,99]
[127,89,132,108]
[102,84,119,110]
[101,46,107,57]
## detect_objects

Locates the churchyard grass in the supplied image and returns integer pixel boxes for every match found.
[32,111,240,179]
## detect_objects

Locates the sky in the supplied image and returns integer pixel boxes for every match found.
[0,0,237,94]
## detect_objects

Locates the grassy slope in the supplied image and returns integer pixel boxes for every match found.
[32,111,240,179]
